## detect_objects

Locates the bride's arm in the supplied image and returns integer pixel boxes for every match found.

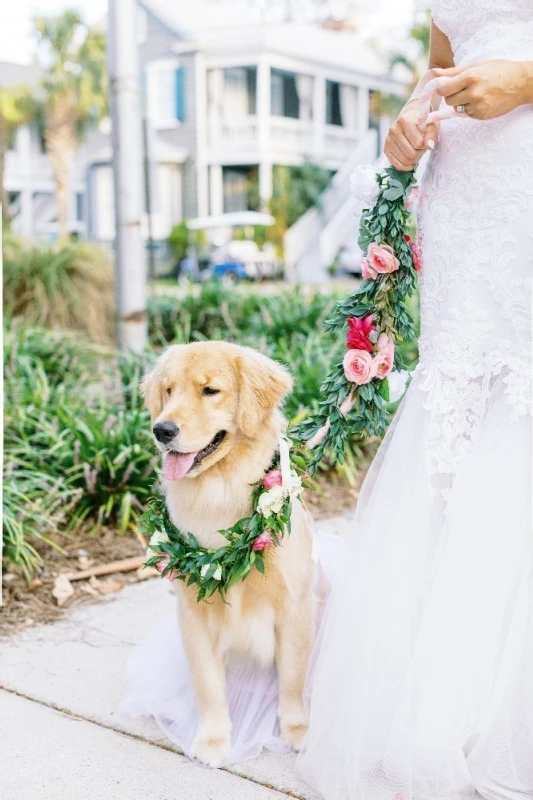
[433,60,533,120]
[384,21,454,171]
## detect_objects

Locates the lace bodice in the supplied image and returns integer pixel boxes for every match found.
[433,0,533,64]
[415,1,533,505]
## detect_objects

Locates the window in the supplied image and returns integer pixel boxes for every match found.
[326,80,343,126]
[223,166,258,213]
[271,69,300,119]
[148,63,186,128]
[223,67,256,117]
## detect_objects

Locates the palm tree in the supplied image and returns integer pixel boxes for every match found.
[33,9,107,240]
[0,85,34,228]
[389,8,431,90]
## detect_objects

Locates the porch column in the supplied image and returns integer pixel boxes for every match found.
[209,164,223,216]
[257,60,270,143]
[195,51,209,216]
[358,86,370,136]
[313,73,326,161]
[259,161,272,211]
[257,57,272,212]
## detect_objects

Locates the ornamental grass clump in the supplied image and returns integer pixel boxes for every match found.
[3,237,115,344]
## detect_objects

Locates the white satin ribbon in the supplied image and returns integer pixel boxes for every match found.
[417,74,468,132]
[278,435,292,489]
[278,436,319,563]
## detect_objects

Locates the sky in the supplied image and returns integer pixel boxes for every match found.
[0,0,417,66]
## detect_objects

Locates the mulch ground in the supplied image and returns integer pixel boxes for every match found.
[1,470,366,638]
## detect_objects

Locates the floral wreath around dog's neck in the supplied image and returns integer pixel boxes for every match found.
[142,439,310,602]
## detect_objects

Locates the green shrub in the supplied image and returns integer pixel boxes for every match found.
[3,324,159,575]
[3,237,116,344]
[3,281,419,577]
[167,221,189,265]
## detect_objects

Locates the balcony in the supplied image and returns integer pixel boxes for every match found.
[207,114,360,166]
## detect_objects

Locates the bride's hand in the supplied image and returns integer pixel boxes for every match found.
[434,60,533,120]
[384,106,439,172]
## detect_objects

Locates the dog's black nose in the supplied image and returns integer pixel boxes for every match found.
[153,421,179,444]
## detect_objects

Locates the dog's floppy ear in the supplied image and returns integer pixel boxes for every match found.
[141,364,163,419]
[237,350,293,437]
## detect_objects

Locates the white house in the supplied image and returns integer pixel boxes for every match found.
[2,3,403,279]
[86,0,403,277]
[1,60,87,240]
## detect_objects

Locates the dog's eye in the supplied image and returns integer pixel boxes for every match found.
[166,387,172,396]
[202,387,220,396]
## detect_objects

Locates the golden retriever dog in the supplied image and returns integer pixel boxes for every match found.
[142,341,318,767]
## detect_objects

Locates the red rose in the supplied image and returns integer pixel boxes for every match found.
[346,315,376,352]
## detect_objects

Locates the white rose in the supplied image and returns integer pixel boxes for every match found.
[149,529,169,548]
[288,470,302,498]
[200,563,222,581]
[350,164,379,210]
[257,484,287,517]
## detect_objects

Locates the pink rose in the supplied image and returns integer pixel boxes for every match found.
[405,186,419,212]
[373,339,395,379]
[252,531,275,551]
[361,256,378,280]
[367,243,400,275]
[263,469,283,489]
[404,234,422,272]
[156,555,175,582]
[343,349,375,385]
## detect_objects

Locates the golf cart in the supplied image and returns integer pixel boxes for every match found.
[183,211,280,283]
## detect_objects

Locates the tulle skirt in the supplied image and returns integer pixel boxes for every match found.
[297,377,533,800]
[123,531,346,766]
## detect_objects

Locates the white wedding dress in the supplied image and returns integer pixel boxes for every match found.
[297,2,533,799]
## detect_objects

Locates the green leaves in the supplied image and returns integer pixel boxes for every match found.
[291,166,419,474]
[142,454,304,602]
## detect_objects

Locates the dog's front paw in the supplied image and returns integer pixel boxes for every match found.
[279,702,309,751]
[280,719,308,751]
[190,723,232,768]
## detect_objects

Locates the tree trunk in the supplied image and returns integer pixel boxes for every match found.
[0,114,10,229]
[44,95,78,242]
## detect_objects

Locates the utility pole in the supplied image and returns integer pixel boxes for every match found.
[107,0,147,352]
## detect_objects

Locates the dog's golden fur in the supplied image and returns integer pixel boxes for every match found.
[142,341,318,766]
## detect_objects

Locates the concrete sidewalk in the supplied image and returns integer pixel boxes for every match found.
[0,514,353,800]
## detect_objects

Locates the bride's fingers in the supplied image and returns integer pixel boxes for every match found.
[424,121,440,149]
[436,72,471,98]
[432,65,465,78]
[394,130,425,164]
[384,140,414,171]
[442,88,472,107]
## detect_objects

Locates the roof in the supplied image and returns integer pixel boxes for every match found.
[142,0,392,79]
[141,0,258,37]
[0,60,42,89]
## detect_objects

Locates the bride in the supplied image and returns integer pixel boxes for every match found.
[297,3,533,800]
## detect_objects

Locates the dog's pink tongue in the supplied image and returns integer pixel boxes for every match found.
[164,451,197,481]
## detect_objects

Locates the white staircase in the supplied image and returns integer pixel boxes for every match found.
[283,129,378,283]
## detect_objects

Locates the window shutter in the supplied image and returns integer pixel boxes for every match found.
[175,67,186,122]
